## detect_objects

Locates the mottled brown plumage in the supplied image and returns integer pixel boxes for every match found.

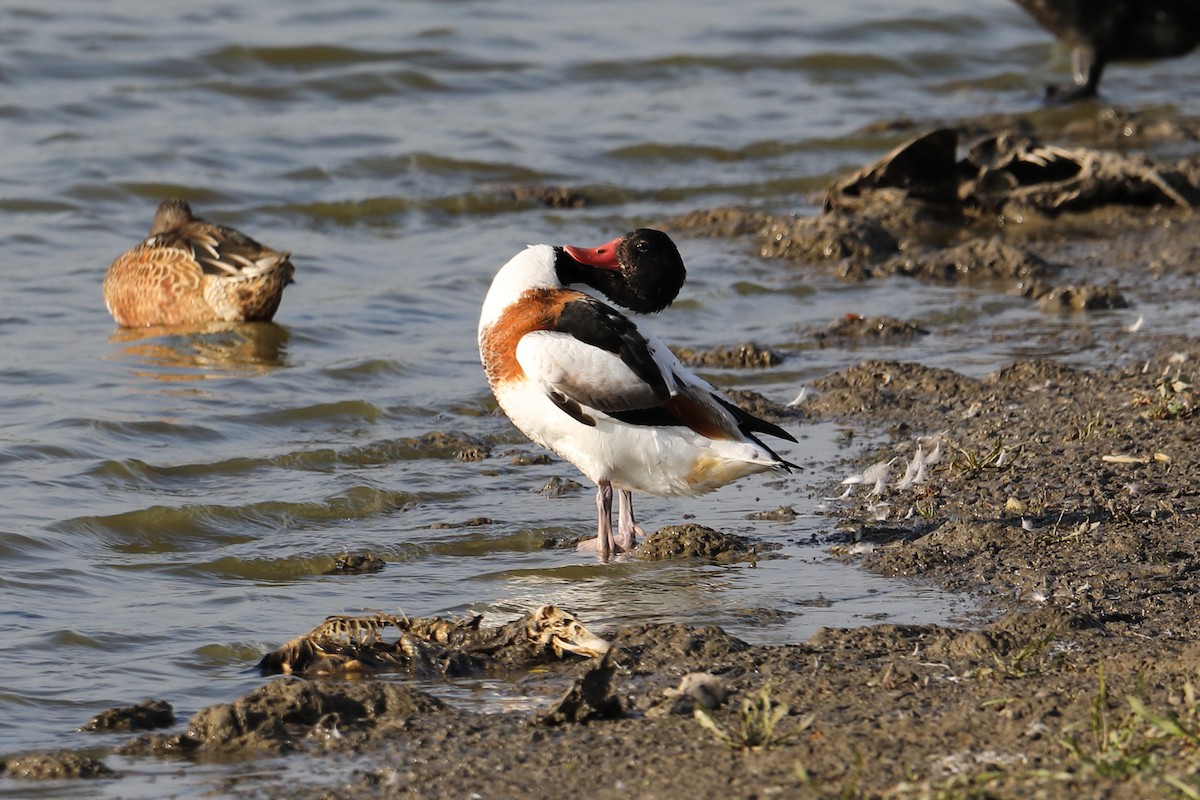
[103,198,294,327]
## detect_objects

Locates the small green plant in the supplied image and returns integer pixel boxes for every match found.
[1062,665,1152,778]
[951,437,1008,477]
[1064,411,1107,442]
[888,768,1074,800]
[1134,365,1195,420]
[1060,666,1200,786]
[914,501,938,519]
[976,632,1058,681]
[693,684,813,750]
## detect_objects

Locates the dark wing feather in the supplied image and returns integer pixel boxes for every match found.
[553,298,669,397]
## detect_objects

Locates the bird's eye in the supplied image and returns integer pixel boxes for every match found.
[635,240,649,252]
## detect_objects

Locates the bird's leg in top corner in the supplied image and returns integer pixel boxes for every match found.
[576,480,617,559]
[1047,49,1103,104]
[616,490,646,551]
[1071,47,1087,88]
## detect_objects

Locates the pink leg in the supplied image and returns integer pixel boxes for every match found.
[616,490,645,551]
[576,481,617,559]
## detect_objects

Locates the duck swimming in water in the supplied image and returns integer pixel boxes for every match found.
[1012,0,1200,102]
[103,198,295,328]
[478,229,797,559]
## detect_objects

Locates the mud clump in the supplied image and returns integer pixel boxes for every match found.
[613,622,751,670]
[488,184,590,209]
[826,128,961,208]
[428,516,495,529]
[323,552,386,575]
[667,207,776,238]
[883,237,1056,284]
[540,475,583,496]
[119,680,449,759]
[805,314,927,344]
[508,451,553,466]
[671,342,782,368]
[667,207,901,272]
[538,650,623,726]
[1025,282,1130,311]
[1062,106,1200,145]
[720,388,803,425]
[82,699,175,733]
[745,505,798,521]
[808,359,980,421]
[410,431,491,462]
[0,751,115,780]
[756,212,900,264]
[636,524,780,563]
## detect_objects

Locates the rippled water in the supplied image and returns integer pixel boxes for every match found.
[2,0,1196,794]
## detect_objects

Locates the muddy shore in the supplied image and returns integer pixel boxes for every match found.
[8,108,1200,798]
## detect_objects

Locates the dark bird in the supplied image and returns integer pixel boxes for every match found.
[1013,0,1200,101]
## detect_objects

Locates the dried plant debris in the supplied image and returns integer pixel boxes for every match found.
[257,605,610,677]
[959,132,1195,214]
[824,128,963,213]
[825,128,1199,223]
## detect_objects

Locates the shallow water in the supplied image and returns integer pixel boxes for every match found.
[1,0,1197,793]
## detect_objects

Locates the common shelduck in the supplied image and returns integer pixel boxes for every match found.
[478,229,797,558]
[104,198,295,328]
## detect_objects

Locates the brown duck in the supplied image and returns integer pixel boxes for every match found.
[103,198,295,327]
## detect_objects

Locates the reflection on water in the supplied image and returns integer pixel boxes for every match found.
[107,322,290,381]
